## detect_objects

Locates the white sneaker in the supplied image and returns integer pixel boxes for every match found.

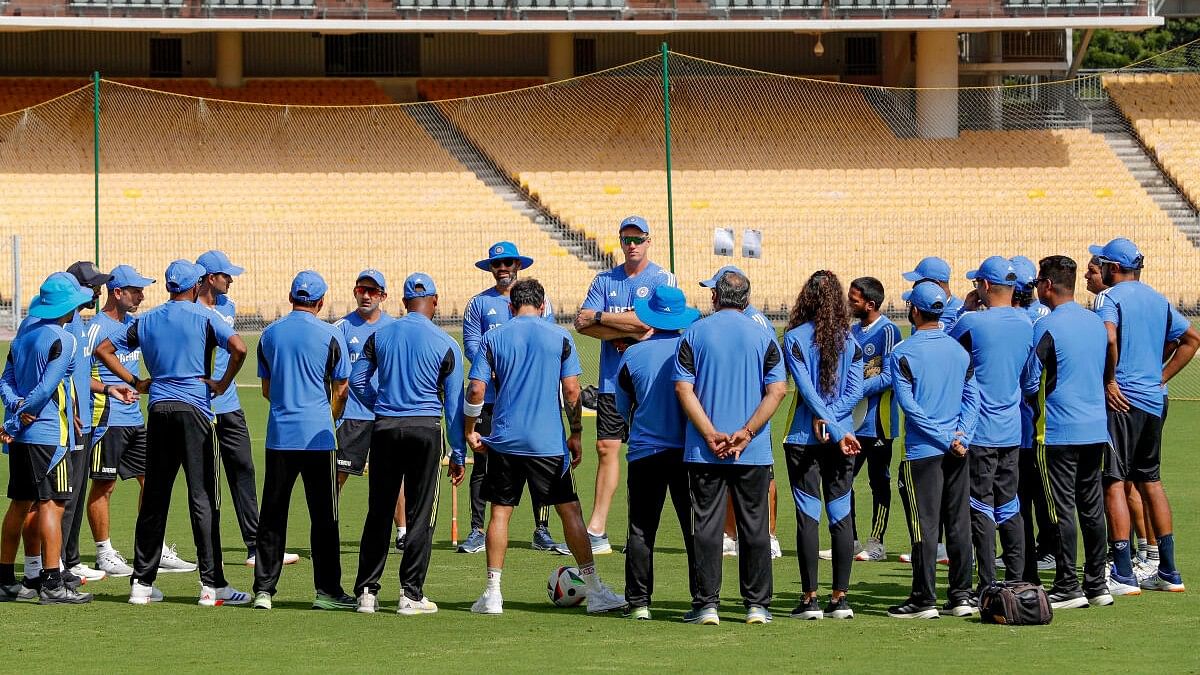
[1133,559,1158,584]
[936,543,949,565]
[722,535,738,558]
[471,587,503,614]
[819,540,862,561]
[1088,593,1114,607]
[69,563,106,582]
[357,591,378,614]
[97,549,134,577]
[160,544,198,573]
[397,595,438,615]
[198,585,251,606]
[244,552,301,567]
[128,581,163,605]
[770,535,782,560]
[585,582,626,614]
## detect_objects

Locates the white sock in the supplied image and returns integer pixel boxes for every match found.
[579,562,603,593]
[397,527,407,537]
[486,567,502,592]
[96,539,114,554]
[24,556,41,579]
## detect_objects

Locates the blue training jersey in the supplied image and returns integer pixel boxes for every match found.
[582,262,676,393]
[87,311,143,428]
[257,311,350,451]
[112,300,236,419]
[744,304,775,338]
[335,311,397,421]
[889,329,979,461]
[783,322,863,445]
[1021,301,1109,446]
[614,332,687,462]
[205,296,241,415]
[673,309,786,466]
[851,316,901,439]
[468,315,582,460]
[1094,280,1189,417]
[67,313,93,438]
[463,287,554,404]
[350,313,466,463]
[939,295,965,333]
[2,322,76,449]
[950,306,1032,448]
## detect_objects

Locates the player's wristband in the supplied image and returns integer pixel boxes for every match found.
[464,400,483,418]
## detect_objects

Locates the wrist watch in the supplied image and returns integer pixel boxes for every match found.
[593,311,603,326]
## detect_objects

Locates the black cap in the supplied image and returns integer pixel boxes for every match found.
[66,261,114,288]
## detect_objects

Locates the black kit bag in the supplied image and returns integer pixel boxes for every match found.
[979,582,1053,625]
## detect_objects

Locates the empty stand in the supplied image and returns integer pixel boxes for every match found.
[1105,72,1200,210]
[417,78,547,102]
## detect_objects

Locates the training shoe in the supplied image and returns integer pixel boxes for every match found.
[252,592,272,610]
[906,545,949,565]
[855,538,886,562]
[62,569,84,590]
[0,581,34,602]
[39,583,93,605]
[532,527,569,555]
[899,551,913,564]
[746,606,772,624]
[1141,569,1186,593]
[128,581,163,605]
[1088,593,1114,607]
[96,549,134,577]
[471,587,503,615]
[160,544,198,573]
[1036,553,1056,571]
[395,533,406,553]
[722,535,738,558]
[682,607,720,625]
[69,563,106,582]
[627,605,652,620]
[589,532,613,555]
[357,591,378,613]
[397,595,438,615]
[1048,590,1088,609]
[942,597,979,617]
[17,577,40,599]
[819,540,862,561]
[1133,559,1159,584]
[790,597,823,620]
[888,601,939,619]
[199,585,251,606]
[244,552,301,567]
[457,529,486,554]
[313,591,357,610]
[824,596,855,619]
[770,535,782,560]
[1106,566,1142,596]
[585,582,625,614]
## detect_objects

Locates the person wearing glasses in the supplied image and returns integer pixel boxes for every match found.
[574,216,677,555]
[460,243,566,555]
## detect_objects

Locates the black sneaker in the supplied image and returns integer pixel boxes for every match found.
[823,596,854,619]
[1047,589,1088,610]
[887,600,939,619]
[790,597,823,620]
[61,570,83,591]
[395,532,406,553]
[38,584,93,605]
[942,597,979,617]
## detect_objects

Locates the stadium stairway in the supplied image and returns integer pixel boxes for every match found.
[406,104,614,271]
[1084,98,1200,246]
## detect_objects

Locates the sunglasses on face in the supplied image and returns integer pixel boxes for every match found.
[354,285,384,297]
[489,258,518,269]
[621,236,648,246]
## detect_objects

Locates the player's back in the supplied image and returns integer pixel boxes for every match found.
[890,329,971,458]
[259,311,348,450]
[617,332,686,459]
[1095,280,1183,416]
[1030,301,1108,445]
[951,306,1032,447]
[368,313,459,418]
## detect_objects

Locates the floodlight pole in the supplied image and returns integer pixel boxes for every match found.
[93,71,100,266]
[660,42,675,274]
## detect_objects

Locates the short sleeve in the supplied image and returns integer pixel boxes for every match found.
[256,336,270,379]
[1094,292,1118,325]
[763,339,786,385]
[330,331,351,381]
[1167,304,1189,342]
[468,334,495,383]
[673,334,696,384]
[207,311,236,349]
[111,321,139,352]
[560,334,583,378]
[582,275,605,312]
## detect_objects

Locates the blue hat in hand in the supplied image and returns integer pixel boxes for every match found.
[902,257,952,283]
[476,242,534,271]
[634,286,700,331]
[106,264,156,290]
[1088,237,1144,270]
[164,260,205,293]
[29,272,95,319]
[902,281,948,314]
[699,265,747,288]
[403,273,438,299]
[966,256,1018,286]
[196,250,245,277]
[290,270,328,302]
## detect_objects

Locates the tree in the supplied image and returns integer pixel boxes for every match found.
[1079,20,1200,69]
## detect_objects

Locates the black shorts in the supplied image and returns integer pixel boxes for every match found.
[1105,406,1162,483]
[482,451,578,507]
[595,393,628,442]
[7,443,72,502]
[91,426,147,480]
[336,419,373,476]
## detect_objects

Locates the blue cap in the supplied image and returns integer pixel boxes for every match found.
[634,286,700,331]
[290,270,328,302]
[403,273,437,299]
[1088,238,1144,270]
[106,264,156,290]
[356,268,387,291]
[966,256,1019,285]
[475,242,534,272]
[902,257,952,283]
[902,281,948,314]
[164,260,204,293]
[28,272,94,319]
[196,250,245,277]
[1010,256,1038,291]
[619,215,650,234]
[699,265,747,288]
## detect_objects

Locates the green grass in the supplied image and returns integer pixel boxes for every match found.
[2,331,1199,673]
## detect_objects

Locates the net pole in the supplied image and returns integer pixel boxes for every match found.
[92,71,100,266]
[11,235,20,331]
[660,42,676,274]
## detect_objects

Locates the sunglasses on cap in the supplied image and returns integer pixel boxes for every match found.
[489,258,519,269]
[354,285,385,297]
[620,236,648,246]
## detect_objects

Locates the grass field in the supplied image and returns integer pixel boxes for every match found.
[2,329,1199,673]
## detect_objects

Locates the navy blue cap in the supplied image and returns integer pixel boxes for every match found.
[902,281,948,314]
[699,265,747,288]
[106,264,156,290]
[966,256,1018,285]
[356,268,387,291]
[290,270,328,302]
[619,215,649,234]
[475,242,534,271]
[196,250,245,277]
[164,260,204,294]
[66,261,113,288]
[1088,238,1144,270]
[403,273,437,299]
[634,286,700,331]
[902,257,952,283]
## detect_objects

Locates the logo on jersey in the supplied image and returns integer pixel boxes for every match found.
[864,343,876,357]
[636,286,649,298]
[349,336,359,344]
[487,308,497,316]
[609,290,618,297]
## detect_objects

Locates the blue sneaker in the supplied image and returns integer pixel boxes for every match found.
[1141,569,1185,593]
[531,527,570,555]
[458,529,486,554]
[682,607,719,625]
[1107,565,1142,596]
[589,532,612,555]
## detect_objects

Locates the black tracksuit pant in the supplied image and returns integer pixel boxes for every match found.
[1018,447,1056,583]
[254,449,342,596]
[133,402,226,588]
[216,410,260,551]
[60,446,90,568]
[969,445,1025,589]
[625,448,694,608]
[687,463,772,610]
[850,437,893,544]
[468,405,550,533]
[1038,443,1108,598]
[897,452,974,607]
[785,443,856,593]
[355,417,443,601]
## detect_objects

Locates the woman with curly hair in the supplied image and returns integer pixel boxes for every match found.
[781,270,863,620]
